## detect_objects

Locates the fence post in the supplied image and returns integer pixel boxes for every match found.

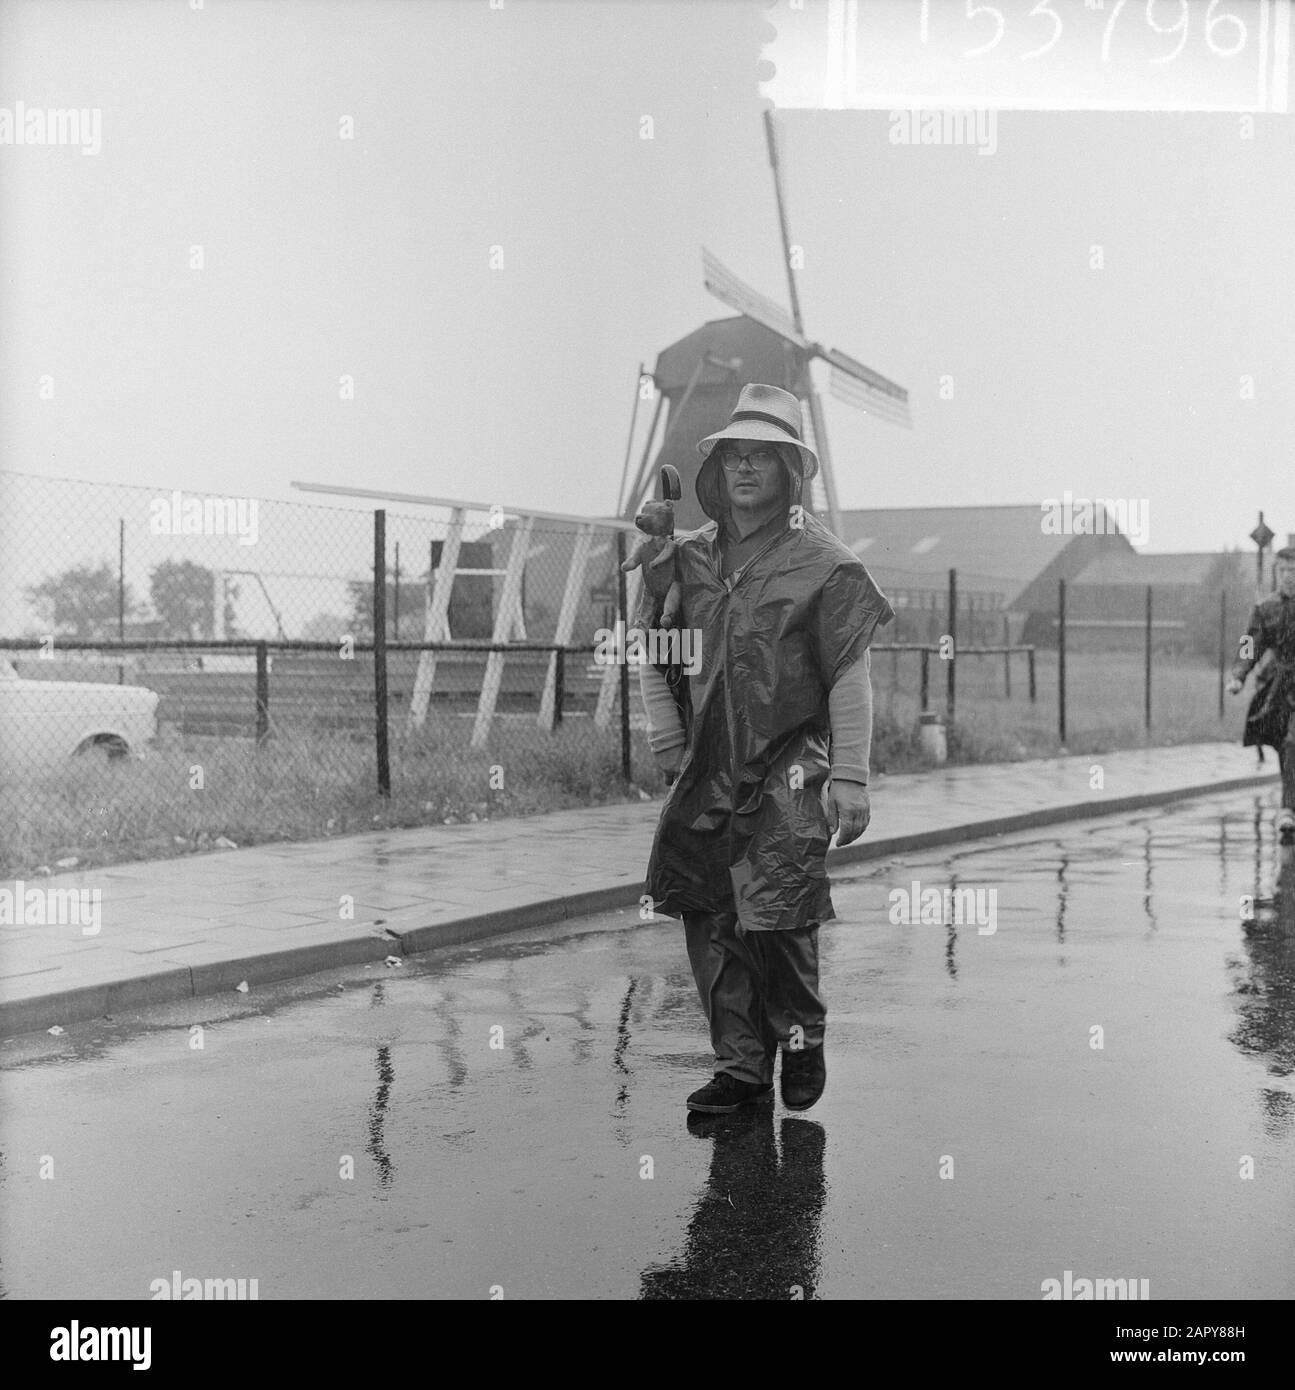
[118,518,126,685]
[374,510,391,798]
[1217,588,1227,719]
[946,567,957,726]
[255,641,270,745]
[554,646,565,727]
[1027,646,1036,703]
[920,646,929,711]
[1058,578,1067,744]
[616,531,631,782]
[1144,584,1152,732]
[1002,612,1011,698]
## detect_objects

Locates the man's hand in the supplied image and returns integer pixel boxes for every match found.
[828,779,870,847]
[1226,676,1244,696]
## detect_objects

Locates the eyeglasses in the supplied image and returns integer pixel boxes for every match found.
[716,448,780,473]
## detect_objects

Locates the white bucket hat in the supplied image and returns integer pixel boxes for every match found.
[696,382,819,481]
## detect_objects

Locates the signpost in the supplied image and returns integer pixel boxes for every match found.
[1251,512,1275,594]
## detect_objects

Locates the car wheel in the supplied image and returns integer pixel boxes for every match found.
[74,735,131,764]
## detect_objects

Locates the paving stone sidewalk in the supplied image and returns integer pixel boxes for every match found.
[0,742,1278,1038]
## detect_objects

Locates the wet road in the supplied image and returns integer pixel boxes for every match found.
[2,789,1294,1300]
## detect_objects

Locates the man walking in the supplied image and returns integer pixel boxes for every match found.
[1229,544,1295,846]
[626,384,893,1114]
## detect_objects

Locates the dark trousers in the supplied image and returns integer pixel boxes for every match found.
[683,911,825,1087]
[1282,718,1295,811]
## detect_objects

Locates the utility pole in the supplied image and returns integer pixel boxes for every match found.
[1250,512,1275,596]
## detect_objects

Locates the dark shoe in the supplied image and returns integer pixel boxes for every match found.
[686,1073,774,1114]
[780,1044,826,1111]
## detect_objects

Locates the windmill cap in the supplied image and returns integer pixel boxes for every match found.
[697,383,819,482]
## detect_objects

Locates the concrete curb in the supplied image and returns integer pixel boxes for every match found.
[1,769,1278,1040]
[823,771,1281,871]
[0,932,396,1040]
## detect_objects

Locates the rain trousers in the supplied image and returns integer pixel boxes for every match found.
[644,452,894,934]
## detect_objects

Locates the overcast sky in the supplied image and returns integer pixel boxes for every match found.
[1,0,1291,558]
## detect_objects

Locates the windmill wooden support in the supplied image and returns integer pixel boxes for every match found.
[470,515,532,748]
[593,564,643,730]
[537,521,600,730]
[291,480,639,745]
[406,505,465,730]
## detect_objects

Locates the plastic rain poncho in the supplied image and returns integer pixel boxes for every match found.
[644,451,894,932]
[1235,591,1295,752]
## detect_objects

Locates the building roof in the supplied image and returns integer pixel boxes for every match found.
[1070,550,1223,587]
[838,504,1135,605]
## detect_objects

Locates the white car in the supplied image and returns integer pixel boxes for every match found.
[0,657,159,778]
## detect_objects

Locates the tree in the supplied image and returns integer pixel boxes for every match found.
[25,562,136,639]
[150,559,217,639]
[302,612,352,642]
[345,575,393,642]
[347,546,494,641]
[220,578,242,639]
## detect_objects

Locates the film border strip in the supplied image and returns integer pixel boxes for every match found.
[761,0,1291,113]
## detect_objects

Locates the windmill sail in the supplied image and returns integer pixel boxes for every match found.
[702,248,809,351]
[823,346,912,429]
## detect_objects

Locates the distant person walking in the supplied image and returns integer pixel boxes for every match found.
[624,384,893,1114]
[1229,545,1295,845]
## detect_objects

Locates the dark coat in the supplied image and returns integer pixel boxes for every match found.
[644,454,893,932]
[1233,592,1295,751]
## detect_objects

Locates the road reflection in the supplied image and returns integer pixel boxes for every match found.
[1230,836,1295,1139]
[640,1110,826,1300]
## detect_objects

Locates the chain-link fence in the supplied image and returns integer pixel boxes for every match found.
[867,565,1024,648]
[0,472,651,876]
[869,569,1253,764]
[0,471,1261,875]
[0,470,644,645]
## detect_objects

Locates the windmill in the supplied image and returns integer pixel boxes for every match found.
[622,110,911,537]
